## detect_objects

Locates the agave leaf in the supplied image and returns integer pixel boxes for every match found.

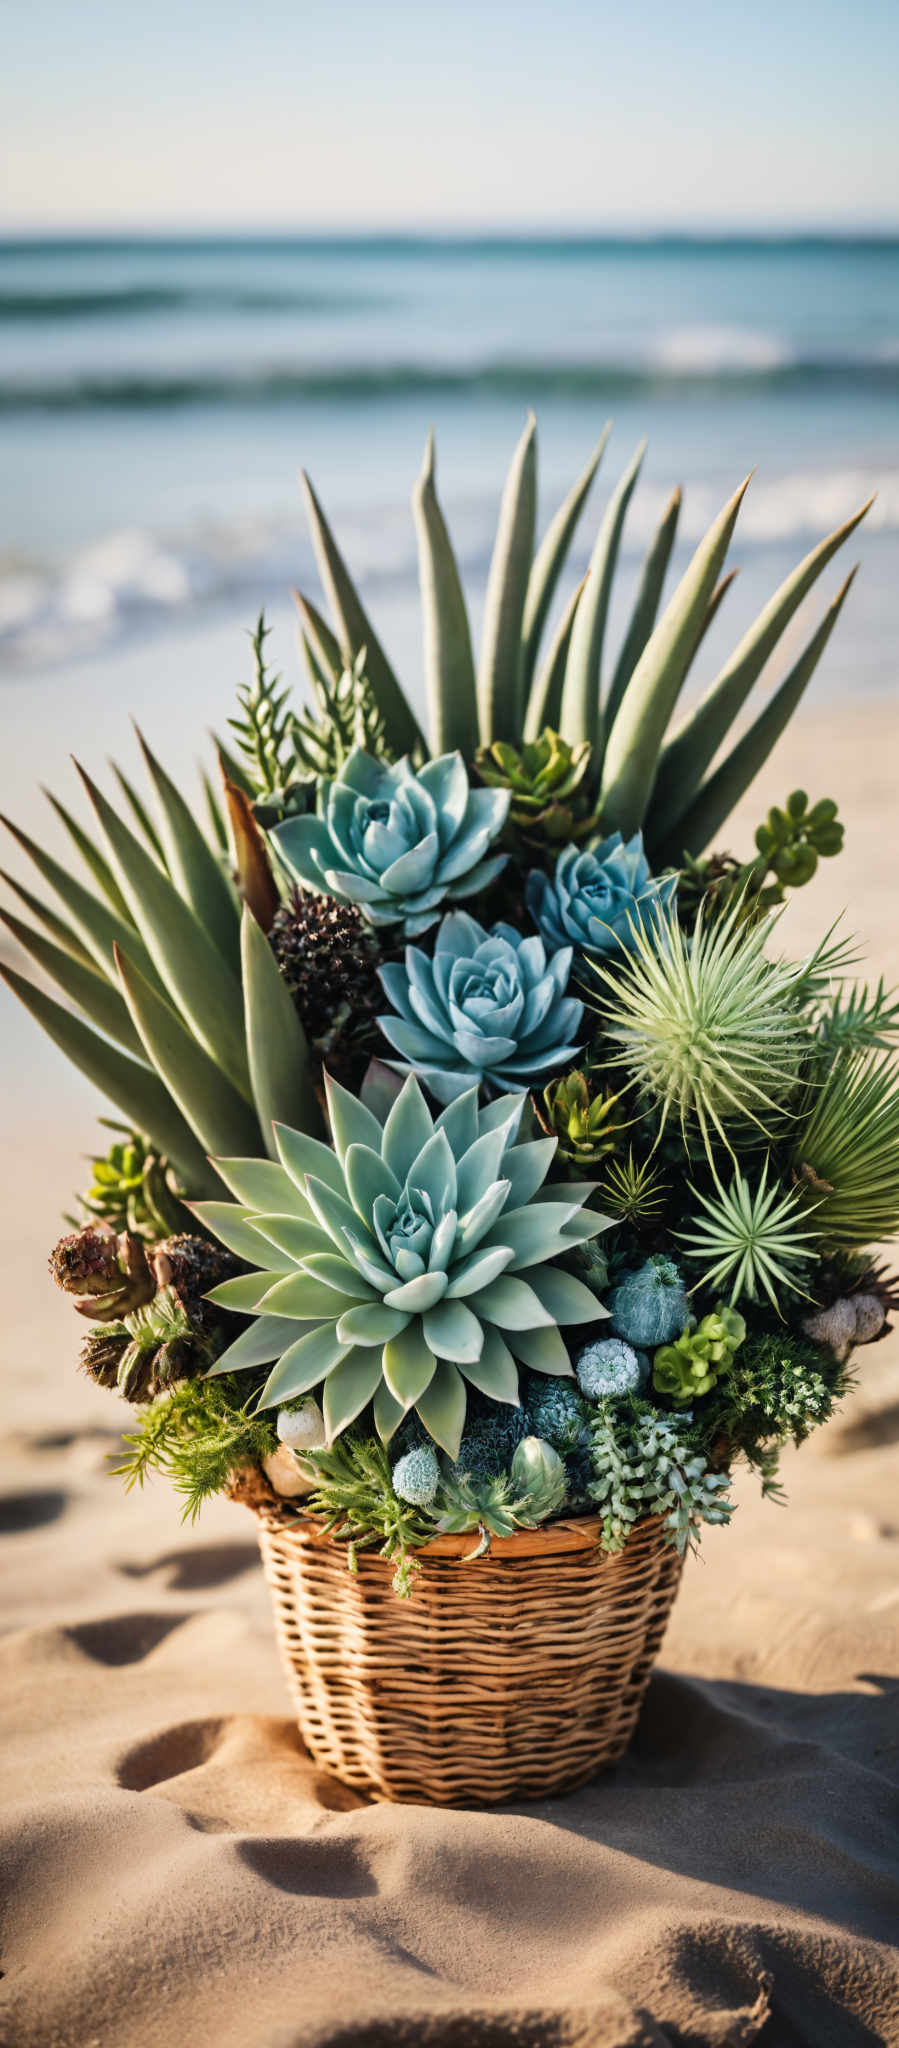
[0,815,164,994]
[241,906,323,1155]
[598,474,752,836]
[300,471,424,759]
[291,589,344,681]
[476,414,537,744]
[693,567,738,655]
[649,496,872,839]
[76,764,252,1099]
[604,485,681,732]
[0,868,96,967]
[42,789,132,922]
[204,1314,303,1376]
[412,429,478,760]
[560,438,647,755]
[109,762,168,867]
[299,629,331,695]
[134,728,240,967]
[655,569,858,865]
[0,962,217,1192]
[323,1349,385,1440]
[520,426,610,699]
[522,574,588,742]
[414,1357,467,1459]
[373,1379,405,1443]
[0,906,147,1060]
[114,945,263,1161]
[202,773,229,853]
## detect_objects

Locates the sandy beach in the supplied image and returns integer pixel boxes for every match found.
[1,692,898,2046]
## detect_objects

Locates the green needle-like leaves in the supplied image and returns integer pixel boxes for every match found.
[240,906,323,1154]
[560,437,647,755]
[477,413,537,744]
[520,426,609,697]
[300,470,424,759]
[412,429,478,760]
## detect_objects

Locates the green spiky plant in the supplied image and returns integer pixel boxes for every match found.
[792,1048,899,1248]
[288,420,868,859]
[677,1157,819,1310]
[1,736,323,1199]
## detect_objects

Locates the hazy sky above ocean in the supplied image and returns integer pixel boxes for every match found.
[4,2,899,232]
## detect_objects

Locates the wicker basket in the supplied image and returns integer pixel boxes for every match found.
[255,1505,684,1805]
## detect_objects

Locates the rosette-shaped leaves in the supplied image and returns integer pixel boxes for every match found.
[377,910,584,1104]
[272,748,509,938]
[527,831,676,960]
[201,1073,611,1459]
[474,730,597,857]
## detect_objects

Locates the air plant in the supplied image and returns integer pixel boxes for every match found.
[677,1157,819,1311]
[591,894,812,1162]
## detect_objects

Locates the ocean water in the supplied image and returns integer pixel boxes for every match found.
[0,234,897,771]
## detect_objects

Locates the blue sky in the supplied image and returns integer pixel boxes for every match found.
[4,0,898,231]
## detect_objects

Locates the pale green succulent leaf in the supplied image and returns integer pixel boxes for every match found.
[0,868,95,967]
[373,1379,406,1444]
[115,945,263,1160]
[477,414,537,744]
[205,1315,305,1376]
[258,1273,371,1320]
[206,1271,290,1313]
[213,1157,303,1211]
[459,1323,520,1404]
[413,428,479,759]
[274,1123,345,1199]
[324,1070,384,1162]
[335,1303,410,1346]
[0,906,146,1061]
[135,727,241,968]
[301,470,424,758]
[522,573,588,743]
[650,497,872,839]
[256,1324,351,1410]
[560,437,647,753]
[504,1322,574,1375]
[242,908,323,1156]
[291,589,344,681]
[323,1348,385,1440]
[520,426,609,697]
[382,1322,438,1409]
[78,764,252,1099]
[110,762,169,865]
[656,570,858,865]
[475,1276,555,1329]
[242,1214,326,1263]
[414,1358,467,1458]
[0,814,163,993]
[422,1297,484,1362]
[527,1264,607,1323]
[605,484,681,731]
[0,961,218,1194]
[43,789,132,922]
[189,1201,297,1269]
[599,473,752,835]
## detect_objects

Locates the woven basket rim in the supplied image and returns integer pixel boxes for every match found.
[252,1504,671,1561]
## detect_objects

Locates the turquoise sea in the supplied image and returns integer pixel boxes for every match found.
[0,233,897,775]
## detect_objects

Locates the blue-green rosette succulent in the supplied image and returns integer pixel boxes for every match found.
[272,747,509,938]
[526,832,676,960]
[376,910,584,1105]
[198,1072,611,1459]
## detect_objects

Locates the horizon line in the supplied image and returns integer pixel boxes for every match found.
[2,223,899,246]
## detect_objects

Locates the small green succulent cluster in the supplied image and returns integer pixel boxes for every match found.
[752,791,843,895]
[475,730,597,861]
[588,1398,733,1555]
[74,1126,188,1242]
[652,1304,746,1404]
[537,1070,628,1173]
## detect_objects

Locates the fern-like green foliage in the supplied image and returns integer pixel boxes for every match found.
[114,1376,277,1521]
[228,614,295,799]
[591,895,811,1162]
[816,979,899,1061]
[303,1435,434,1596]
[708,1329,850,1456]
[588,1397,732,1555]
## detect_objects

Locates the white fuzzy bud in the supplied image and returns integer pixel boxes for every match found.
[262,1443,316,1499]
[277,1399,326,1451]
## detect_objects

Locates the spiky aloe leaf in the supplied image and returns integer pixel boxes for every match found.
[291,589,343,681]
[412,429,478,759]
[76,765,251,1099]
[520,427,609,697]
[695,568,738,652]
[793,1047,899,1247]
[202,774,229,854]
[134,729,240,968]
[0,867,95,966]
[240,906,323,1155]
[598,474,751,836]
[477,414,537,744]
[0,961,217,1193]
[523,575,587,742]
[559,438,647,755]
[300,471,423,759]
[655,570,858,866]
[0,815,164,994]
[114,945,262,1160]
[42,789,131,922]
[604,486,682,732]
[109,762,168,866]
[0,906,146,1059]
[650,497,872,839]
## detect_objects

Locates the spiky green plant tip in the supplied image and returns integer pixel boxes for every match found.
[592,892,812,1164]
[677,1156,819,1313]
[792,1047,899,1248]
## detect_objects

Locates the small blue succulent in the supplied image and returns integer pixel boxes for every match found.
[377,910,584,1104]
[392,1444,441,1505]
[526,832,676,960]
[525,1376,589,1456]
[273,748,509,938]
[608,1256,689,1349]
[576,1337,645,1399]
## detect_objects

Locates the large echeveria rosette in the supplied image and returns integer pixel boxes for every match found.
[271,748,509,937]
[198,1074,611,1459]
[377,910,584,1104]
[527,832,677,959]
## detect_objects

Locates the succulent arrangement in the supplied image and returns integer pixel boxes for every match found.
[3,420,895,1600]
